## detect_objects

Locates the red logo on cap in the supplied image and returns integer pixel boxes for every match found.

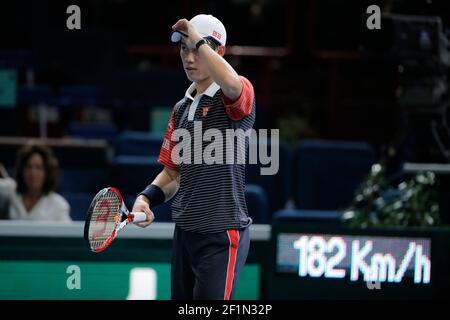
[213,31,221,40]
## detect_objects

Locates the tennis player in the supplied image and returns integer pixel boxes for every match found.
[132,14,255,300]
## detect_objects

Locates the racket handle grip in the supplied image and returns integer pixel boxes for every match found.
[129,212,147,223]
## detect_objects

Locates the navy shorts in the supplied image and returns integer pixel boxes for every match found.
[171,226,250,300]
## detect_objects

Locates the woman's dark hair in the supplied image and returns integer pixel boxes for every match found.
[15,144,59,195]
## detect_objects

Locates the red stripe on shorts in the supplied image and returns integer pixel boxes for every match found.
[224,229,240,300]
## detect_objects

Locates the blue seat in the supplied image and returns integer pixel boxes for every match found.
[61,192,94,221]
[68,122,118,142]
[115,131,164,157]
[245,184,269,224]
[18,85,56,106]
[53,143,110,168]
[111,156,163,197]
[272,208,341,225]
[38,30,126,84]
[104,70,188,107]
[59,85,101,107]
[0,49,38,69]
[59,168,109,193]
[245,139,291,216]
[293,139,376,210]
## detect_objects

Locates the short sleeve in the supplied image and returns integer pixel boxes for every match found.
[157,108,180,170]
[46,192,72,223]
[221,76,254,121]
[56,195,72,222]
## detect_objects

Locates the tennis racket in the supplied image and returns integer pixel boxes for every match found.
[84,187,147,253]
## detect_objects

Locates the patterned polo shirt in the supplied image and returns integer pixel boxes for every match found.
[158,76,255,233]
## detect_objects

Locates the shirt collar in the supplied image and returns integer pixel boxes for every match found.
[184,81,220,101]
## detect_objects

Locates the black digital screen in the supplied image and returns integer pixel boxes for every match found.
[277,233,431,284]
[268,224,450,299]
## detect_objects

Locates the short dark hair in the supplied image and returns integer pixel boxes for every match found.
[180,38,221,51]
[206,37,221,50]
[15,144,59,195]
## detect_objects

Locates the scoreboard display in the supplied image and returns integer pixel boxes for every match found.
[268,222,450,299]
[277,234,431,284]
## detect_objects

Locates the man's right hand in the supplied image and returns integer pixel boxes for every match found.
[132,195,154,228]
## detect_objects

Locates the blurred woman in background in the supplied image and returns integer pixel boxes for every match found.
[0,144,71,222]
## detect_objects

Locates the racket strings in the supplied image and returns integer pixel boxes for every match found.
[88,190,120,249]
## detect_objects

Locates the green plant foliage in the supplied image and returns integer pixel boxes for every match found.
[342,163,440,228]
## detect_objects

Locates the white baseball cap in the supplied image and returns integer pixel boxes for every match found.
[171,14,227,46]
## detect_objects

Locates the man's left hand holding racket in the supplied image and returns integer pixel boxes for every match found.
[84,187,154,252]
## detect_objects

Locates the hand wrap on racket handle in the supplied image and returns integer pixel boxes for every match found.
[129,212,148,223]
